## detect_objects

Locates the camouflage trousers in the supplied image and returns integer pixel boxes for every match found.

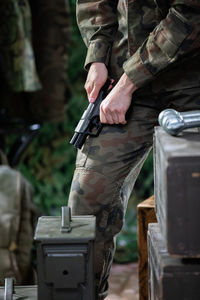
[68,85,200,299]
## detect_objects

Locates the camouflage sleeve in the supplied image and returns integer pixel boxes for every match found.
[76,0,119,70]
[123,1,200,88]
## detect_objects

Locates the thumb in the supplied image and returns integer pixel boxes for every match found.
[89,84,101,103]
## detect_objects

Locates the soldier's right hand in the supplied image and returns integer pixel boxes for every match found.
[85,62,108,103]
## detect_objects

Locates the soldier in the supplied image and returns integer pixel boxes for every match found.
[68,1,200,299]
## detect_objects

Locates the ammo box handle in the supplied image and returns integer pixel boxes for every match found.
[4,278,14,300]
[61,206,72,233]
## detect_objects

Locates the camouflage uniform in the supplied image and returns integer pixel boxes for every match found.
[68,1,200,299]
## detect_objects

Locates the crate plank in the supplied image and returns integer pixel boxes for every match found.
[148,223,200,300]
[137,196,157,300]
[154,127,200,256]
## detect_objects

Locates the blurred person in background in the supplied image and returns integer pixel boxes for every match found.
[0,0,71,286]
[0,0,70,124]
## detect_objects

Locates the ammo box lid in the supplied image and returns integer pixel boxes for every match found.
[148,223,200,275]
[34,215,96,243]
[154,127,200,158]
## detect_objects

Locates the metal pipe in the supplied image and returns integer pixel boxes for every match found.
[158,109,200,136]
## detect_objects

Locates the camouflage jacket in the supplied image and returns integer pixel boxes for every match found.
[77,0,200,92]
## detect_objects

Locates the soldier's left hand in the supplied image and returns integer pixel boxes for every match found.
[100,73,137,124]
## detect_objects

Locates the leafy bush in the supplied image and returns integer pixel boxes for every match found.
[15,0,87,215]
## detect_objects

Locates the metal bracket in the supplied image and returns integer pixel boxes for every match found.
[61,206,72,233]
[4,278,14,300]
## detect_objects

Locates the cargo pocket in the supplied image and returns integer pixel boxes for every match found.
[75,136,94,168]
[153,8,192,60]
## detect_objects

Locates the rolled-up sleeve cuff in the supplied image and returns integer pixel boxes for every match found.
[84,40,112,71]
[123,49,154,88]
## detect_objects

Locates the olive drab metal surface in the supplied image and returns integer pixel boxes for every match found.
[34,206,96,300]
[154,127,200,256]
[148,223,200,300]
[0,207,95,300]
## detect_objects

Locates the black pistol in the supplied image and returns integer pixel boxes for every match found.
[70,80,111,149]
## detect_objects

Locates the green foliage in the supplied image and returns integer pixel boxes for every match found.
[68,0,87,82]
[18,91,87,215]
[135,151,154,199]
[15,0,88,215]
[114,208,138,263]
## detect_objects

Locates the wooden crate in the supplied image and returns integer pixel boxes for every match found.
[148,223,200,300]
[137,195,157,300]
[154,127,200,256]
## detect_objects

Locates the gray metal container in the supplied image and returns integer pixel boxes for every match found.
[154,127,200,257]
[34,209,96,300]
[148,223,200,300]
